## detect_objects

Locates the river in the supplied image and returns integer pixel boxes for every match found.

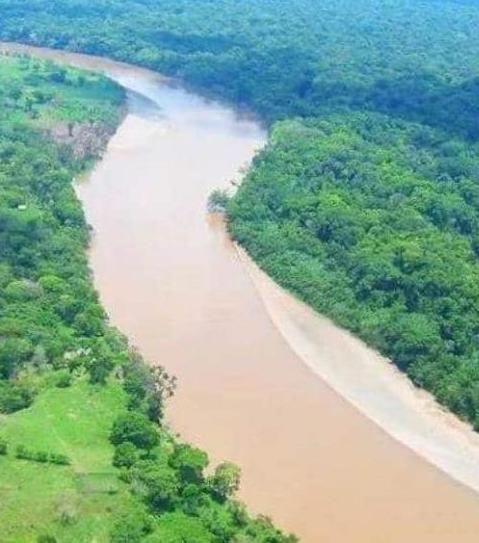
[5,43,479,542]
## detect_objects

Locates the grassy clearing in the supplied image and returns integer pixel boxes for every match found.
[0,53,123,128]
[0,379,134,542]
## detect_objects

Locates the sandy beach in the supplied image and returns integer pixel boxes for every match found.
[238,245,479,494]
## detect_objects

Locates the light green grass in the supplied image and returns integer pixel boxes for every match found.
[0,53,123,128]
[0,379,133,542]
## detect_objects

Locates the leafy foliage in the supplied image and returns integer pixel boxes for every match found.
[1,0,479,132]
[113,442,140,469]
[110,412,160,451]
[209,462,242,502]
[0,52,123,412]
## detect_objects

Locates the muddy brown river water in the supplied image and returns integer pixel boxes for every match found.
[6,43,479,542]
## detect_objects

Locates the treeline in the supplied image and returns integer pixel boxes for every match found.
[0,53,296,542]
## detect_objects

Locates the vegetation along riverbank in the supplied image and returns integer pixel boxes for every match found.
[0,50,295,542]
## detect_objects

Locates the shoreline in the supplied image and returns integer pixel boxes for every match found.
[236,244,479,496]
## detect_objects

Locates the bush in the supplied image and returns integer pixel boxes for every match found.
[122,358,176,422]
[110,510,153,543]
[208,188,230,212]
[0,382,35,413]
[86,338,115,385]
[15,445,70,465]
[4,279,42,301]
[209,462,241,501]
[55,370,72,388]
[113,442,139,469]
[87,355,114,385]
[0,438,7,456]
[15,445,32,460]
[37,536,57,543]
[35,450,49,463]
[110,412,159,451]
[169,444,208,485]
[132,461,179,512]
[49,452,71,465]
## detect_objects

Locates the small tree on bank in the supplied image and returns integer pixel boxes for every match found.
[207,189,230,213]
[209,461,241,501]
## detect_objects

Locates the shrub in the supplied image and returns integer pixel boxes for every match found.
[49,452,71,465]
[37,536,57,543]
[86,338,115,385]
[132,462,179,512]
[0,337,33,379]
[122,360,148,406]
[55,370,72,388]
[110,510,153,543]
[208,188,230,212]
[169,444,209,485]
[209,462,241,501]
[113,442,139,469]
[110,412,159,451]
[15,445,70,465]
[87,355,114,385]
[4,279,42,301]
[0,382,35,413]
[122,358,176,422]
[15,445,32,460]
[35,451,49,463]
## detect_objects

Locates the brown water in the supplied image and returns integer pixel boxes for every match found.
[7,44,479,542]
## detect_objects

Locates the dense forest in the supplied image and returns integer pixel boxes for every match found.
[3,0,479,430]
[0,53,296,542]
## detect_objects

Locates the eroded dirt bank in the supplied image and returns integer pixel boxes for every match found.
[6,42,479,542]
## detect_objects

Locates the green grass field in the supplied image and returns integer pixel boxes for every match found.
[0,379,135,542]
[0,53,123,128]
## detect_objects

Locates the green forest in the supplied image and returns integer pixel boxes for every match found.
[0,53,296,542]
[2,0,479,538]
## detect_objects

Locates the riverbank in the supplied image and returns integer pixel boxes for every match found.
[237,246,479,494]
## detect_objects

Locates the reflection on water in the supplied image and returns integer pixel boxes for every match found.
[8,43,479,543]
